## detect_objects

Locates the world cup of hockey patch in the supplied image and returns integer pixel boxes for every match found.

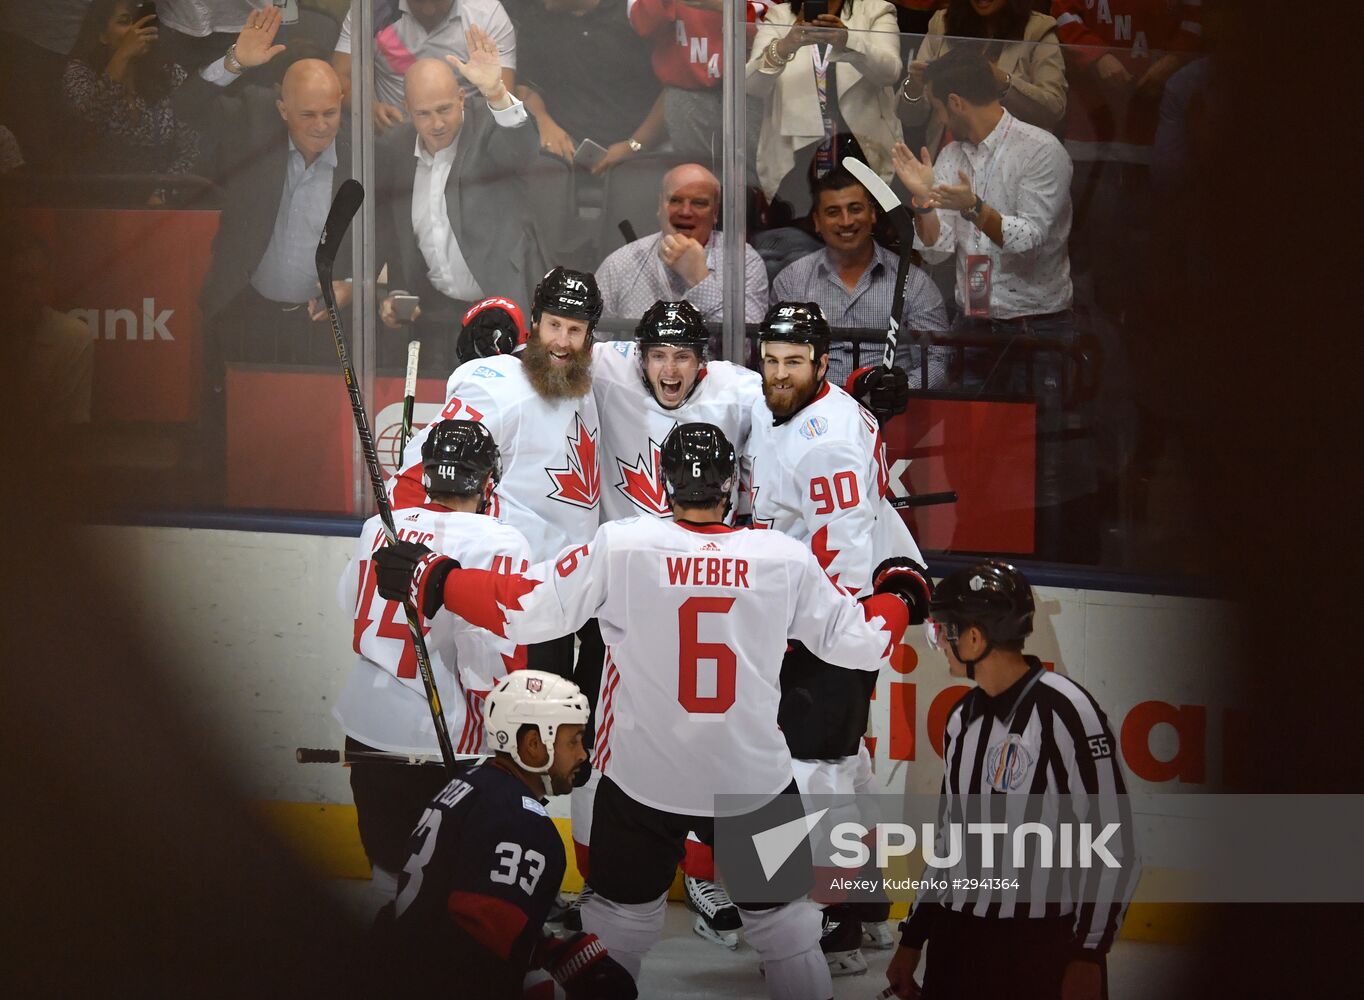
[987,734,1034,792]
[798,416,829,440]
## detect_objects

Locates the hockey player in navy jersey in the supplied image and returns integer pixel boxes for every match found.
[373,669,637,1000]
[374,422,928,1000]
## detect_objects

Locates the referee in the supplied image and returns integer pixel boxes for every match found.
[884,562,1138,1000]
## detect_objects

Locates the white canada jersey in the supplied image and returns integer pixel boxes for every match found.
[439,516,912,815]
[744,382,924,594]
[389,354,601,563]
[592,342,762,522]
[334,508,531,755]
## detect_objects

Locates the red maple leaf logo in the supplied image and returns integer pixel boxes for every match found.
[615,438,670,516]
[546,413,600,509]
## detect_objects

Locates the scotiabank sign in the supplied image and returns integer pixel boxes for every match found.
[27,208,219,422]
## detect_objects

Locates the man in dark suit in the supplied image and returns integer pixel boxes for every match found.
[174,6,355,371]
[375,28,545,375]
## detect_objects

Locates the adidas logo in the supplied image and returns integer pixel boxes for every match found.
[404,512,419,521]
[700,542,721,551]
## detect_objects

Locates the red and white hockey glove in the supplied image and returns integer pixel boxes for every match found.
[542,931,637,1000]
[373,540,460,619]
[872,557,933,624]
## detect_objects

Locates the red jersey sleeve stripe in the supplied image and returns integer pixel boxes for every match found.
[446,890,531,961]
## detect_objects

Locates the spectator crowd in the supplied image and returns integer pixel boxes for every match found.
[0,0,1216,565]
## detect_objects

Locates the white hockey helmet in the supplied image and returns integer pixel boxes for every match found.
[483,670,589,782]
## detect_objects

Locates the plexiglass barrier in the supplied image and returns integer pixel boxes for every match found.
[0,0,1213,572]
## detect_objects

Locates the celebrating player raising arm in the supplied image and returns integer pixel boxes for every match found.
[375,423,925,1000]
[336,420,531,905]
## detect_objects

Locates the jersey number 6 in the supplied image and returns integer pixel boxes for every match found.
[678,596,737,714]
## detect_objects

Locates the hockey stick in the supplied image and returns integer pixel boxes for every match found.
[889,490,958,510]
[843,158,917,373]
[316,179,457,775]
[400,338,420,453]
[296,746,462,766]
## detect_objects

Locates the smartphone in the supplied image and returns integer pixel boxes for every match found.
[392,294,420,323]
[135,1,158,25]
[573,138,610,170]
[803,0,829,20]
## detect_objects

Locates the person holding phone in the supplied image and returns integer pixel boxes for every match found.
[747,0,905,224]
[61,0,203,196]
[375,31,548,373]
[512,0,662,176]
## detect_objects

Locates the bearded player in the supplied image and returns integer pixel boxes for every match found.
[389,266,607,927]
[373,422,928,1000]
[744,302,933,973]
[337,419,532,911]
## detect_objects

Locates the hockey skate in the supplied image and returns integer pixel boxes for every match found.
[819,915,869,976]
[861,919,896,950]
[684,875,741,949]
[550,884,594,932]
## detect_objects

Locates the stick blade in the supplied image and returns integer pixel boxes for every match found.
[843,158,902,213]
[316,179,365,272]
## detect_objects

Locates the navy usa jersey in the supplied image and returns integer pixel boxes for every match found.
[374,761,566,998]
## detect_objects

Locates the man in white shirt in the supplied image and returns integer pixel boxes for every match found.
[332,0,517,130]
[594,163,769,324]
[375,35,545,373]
[891,47,1097,563]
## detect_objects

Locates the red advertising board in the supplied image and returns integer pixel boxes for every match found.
[227,367,447,512]
[882,398,1036,554]
[26,208,219,423]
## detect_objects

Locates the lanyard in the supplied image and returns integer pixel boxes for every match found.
[812,45,837,175]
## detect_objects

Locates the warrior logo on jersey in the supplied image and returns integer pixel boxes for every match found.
[615,436,670,517]
[545,413,601,510]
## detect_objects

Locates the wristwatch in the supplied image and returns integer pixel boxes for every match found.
[626,137,643,153]
[961,195,984,223]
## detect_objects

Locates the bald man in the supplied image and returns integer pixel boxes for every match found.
[169,6,357,480]
[374,34,547,374]
[593,162,768,324]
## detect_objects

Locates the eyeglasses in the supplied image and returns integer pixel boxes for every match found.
[924,617,960,650]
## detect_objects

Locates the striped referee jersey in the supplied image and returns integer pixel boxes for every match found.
[900,656,1140,958]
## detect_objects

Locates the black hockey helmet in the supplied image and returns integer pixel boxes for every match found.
[532,266,603,329]
[636,299,708,350]
[635,300,709,406]
[930,560,1035,646]
[421,419,501,497]
[660,422,736,507]
[457,296,527,364]
[757,301,831,360]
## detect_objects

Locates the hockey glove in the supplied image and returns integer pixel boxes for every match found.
[373,540,461,619]
[848,365,910,423]
[542,932,638,1000]
[872,557,933,624]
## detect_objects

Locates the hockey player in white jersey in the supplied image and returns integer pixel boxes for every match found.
[745,301,933,971]
[374,422,930,1000]
[590,298,759,946]
[336,419,532,904]
[593,300,760,523]
[388,267,608,929]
